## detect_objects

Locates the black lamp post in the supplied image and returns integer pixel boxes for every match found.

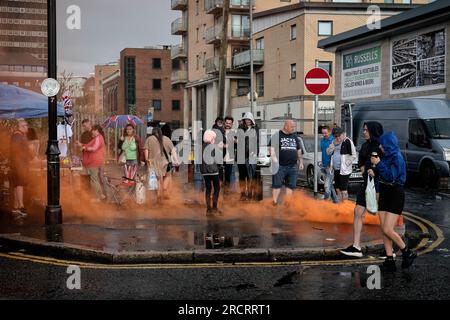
[45,0,62,225]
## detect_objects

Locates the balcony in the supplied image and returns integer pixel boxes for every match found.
[233,49,264,69]
[171,17,187,35]
[171,70,188,84]
[205,57,220,74]
[205,25,221,44]
[171,0,187,10]
[171,44,187,59]
[205,0,252,15]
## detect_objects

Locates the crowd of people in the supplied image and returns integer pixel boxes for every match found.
[4,114,416,271]
[199,114,415,271]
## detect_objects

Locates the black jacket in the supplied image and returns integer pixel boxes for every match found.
[237,124,259,161]
[358,121,384,185]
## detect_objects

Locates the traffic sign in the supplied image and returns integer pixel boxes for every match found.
[305,68,330,95]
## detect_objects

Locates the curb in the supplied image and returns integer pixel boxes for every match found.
[0,233,384,264]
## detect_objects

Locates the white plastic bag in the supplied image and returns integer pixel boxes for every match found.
[365,176,378,214]
[147,169,158,191]
[135,181,146,205]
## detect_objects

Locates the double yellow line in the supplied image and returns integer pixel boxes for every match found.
[0,212,444,270]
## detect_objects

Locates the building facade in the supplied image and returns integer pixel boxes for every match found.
[232,0,423,133]
[171,0,292,132]
[93,63,119,114]
[318,0,449,125]
[0,0,48,91]
[102,70,120,116]
[0,0,48,61]
[118,47,185,128]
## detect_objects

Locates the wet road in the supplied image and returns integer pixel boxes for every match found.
[0,187,448,300]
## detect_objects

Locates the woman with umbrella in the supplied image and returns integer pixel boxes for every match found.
[118,124,145,184]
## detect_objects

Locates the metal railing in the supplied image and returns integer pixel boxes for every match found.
[171,0,187,10]
[205,57,220,73]
[171,44,186,59]
[205,25,221,43]
[232,49,264,68]
[231,26,250,38]
[171,70,188,83]
[171,17,187,34]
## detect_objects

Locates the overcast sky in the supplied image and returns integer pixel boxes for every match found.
[57,0,179,76]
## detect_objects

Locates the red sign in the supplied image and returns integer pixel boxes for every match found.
[305,68,330,95]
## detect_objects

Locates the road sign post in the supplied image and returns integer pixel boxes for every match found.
[305,65,330,198]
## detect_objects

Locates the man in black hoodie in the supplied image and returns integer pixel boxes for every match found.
[341,121,384,258]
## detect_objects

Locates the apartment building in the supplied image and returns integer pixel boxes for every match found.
[231,0,425,133]
[171,0,427,132]
[118,47,185,128]
[171,0,292,131]
[0,0,48,91]
[93,63,120,114]
[0,0,48,61]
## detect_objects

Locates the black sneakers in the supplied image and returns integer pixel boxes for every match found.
[381,257,397,272]
[379,250,396,260]
[401,248,417,269]
[340,245,363,258]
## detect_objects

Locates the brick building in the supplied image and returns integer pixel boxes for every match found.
[118,47,185,128]
[94,63,119,114]
[0,0,48,91]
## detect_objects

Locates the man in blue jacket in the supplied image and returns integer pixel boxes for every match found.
[320,125,337,202]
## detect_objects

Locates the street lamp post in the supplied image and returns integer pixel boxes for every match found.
[45,0,62,225]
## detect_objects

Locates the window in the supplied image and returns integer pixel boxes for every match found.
[256,72,264,97]
[409,119,431,148]
[318,21,333,36]
[124,56,136,112]
[318,61,332,76]
[256,37,264,50]
[172,59,180,70]
[195,0,199,15]
[196,55,199,70]
[236,79,250,96]
[290,63,297,79]
[232,15,250,38]
[152,58,161,69]
[153,100,162,111]
[196,27,199,42]
[153,79,161,90]
[290,24,297,40]
[172,100,181,111]
[172,84,180,90]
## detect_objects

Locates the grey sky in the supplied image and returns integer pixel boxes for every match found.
[57,0,179,76]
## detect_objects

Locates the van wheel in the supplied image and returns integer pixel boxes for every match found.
[420,162,438,188]
[307,166,314,188]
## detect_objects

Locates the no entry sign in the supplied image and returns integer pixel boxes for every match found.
[305,68,330,95]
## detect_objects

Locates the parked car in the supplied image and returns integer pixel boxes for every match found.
[342,98,450,186]
[297,136,363,188]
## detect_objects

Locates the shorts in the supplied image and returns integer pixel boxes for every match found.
[334,171,350,191]
[272,165,298,189]
[378,182,405,215]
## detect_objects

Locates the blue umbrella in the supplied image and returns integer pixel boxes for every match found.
[0,84,65,119]
[102,115,144,129]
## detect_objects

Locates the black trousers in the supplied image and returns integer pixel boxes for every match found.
[204,175,220,209]
[224,163,233,187]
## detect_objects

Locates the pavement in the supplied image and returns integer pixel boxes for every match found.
[0,164,439,264]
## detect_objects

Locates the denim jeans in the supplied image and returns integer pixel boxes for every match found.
[321,166,338,203]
